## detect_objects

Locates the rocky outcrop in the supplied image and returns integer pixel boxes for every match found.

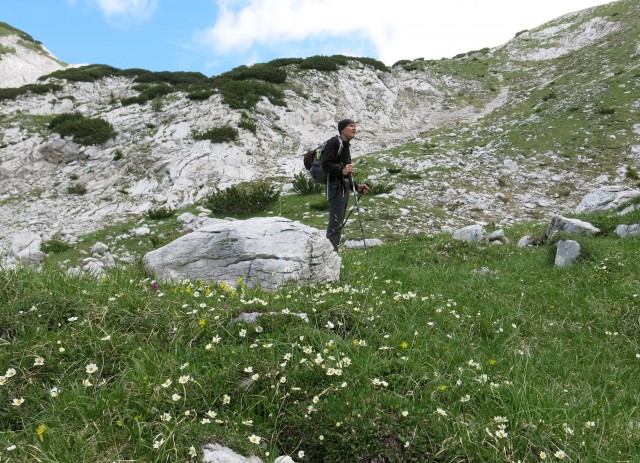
[143,217,340,290]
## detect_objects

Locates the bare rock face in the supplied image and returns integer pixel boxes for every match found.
[0,35,67,88]
[143,217,340,290]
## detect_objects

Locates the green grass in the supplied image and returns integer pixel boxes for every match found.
[1,207,639,462]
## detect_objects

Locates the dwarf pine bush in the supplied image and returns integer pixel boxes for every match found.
[292,172,323,195]
[146,206,175,220]
[300,55,339,72]
[204,181,280,214]
[41,64,121,82]
[214,79,286,109]
[66,183,87,195]
[0,83,62,101]
[48,112,116,146]
[194,126,238,144]
[220,63,287,84]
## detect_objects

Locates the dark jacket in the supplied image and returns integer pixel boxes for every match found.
[322,136,351,180]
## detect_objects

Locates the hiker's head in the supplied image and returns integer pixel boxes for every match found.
[338,119,356,141]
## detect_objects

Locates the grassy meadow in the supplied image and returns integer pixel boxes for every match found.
[1,203,639,463]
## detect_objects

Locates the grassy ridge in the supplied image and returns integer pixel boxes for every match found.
[1,208,639,462]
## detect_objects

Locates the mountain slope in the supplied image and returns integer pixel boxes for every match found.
[0,0,639,255]
[0,22,68,88]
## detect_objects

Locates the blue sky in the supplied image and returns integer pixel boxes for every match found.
[3,0,615,77]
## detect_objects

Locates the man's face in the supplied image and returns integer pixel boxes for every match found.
[341,123,357,141]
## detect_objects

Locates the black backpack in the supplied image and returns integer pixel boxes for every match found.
[303,136,343,184]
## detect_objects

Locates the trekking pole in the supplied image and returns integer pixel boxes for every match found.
[350,178,368,250]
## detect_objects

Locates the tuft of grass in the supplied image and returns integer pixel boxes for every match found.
[41,238,71,254]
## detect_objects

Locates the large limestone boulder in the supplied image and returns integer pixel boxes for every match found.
[9,230,44,265]
[575,186,640,214]
[39,135,86,164]
[143,217,340,290]
[545,215,600,239]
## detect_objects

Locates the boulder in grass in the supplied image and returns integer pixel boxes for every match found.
[10,230,44,265]
[143,217,340,290]
[545,215,600,239]
[575,186,640,214]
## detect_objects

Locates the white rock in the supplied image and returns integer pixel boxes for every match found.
[91,242,110,255]
[143,217,340,290]
[201,443,262,463]
[453,225,486,242]
[575,186,640,214]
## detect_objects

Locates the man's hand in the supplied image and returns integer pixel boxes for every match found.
[342,164,354,176]
[357,183,370,195]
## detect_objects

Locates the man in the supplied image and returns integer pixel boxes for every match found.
[322,118,369,252]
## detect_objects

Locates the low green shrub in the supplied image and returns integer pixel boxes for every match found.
[48,112,116,146]
[186,90,214,101]
[392,59,412,68]
[268,57,304,68]
[194,126,238,143]
[67,183,87,195]
[121,83,174,106]
[292,172,323,195]
[204,181,280,214]
[113,149,124,161]
[597,106,616,115]
[0,83,62,101]
[133,70,208,86]
[541,90,557,101]
[41,64,120,83]
[348,56,389,72]
[300,55,339,72]
[238,114,257,134]
[147,206,175,220]
[41,238,71,254]
[367,180,395,195]
[221,64,287,84]
[214,79,285,109]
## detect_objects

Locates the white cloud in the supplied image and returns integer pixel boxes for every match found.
[199,0,614,64]
[94,0,158,22]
